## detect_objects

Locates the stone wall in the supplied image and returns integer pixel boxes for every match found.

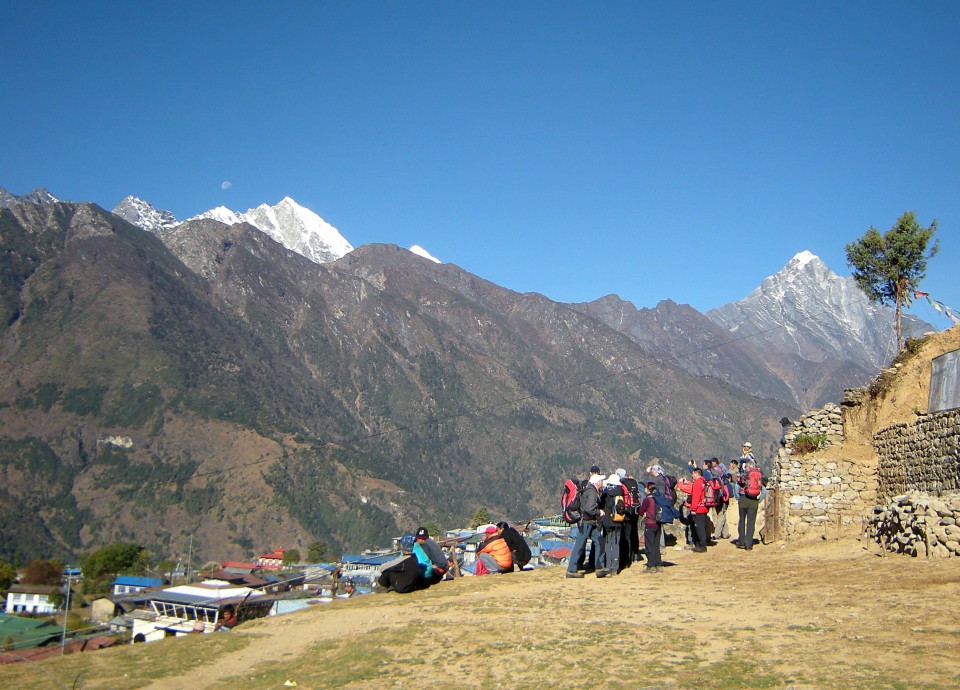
[869,491,960,557]
[775,444,877,538]
[781,402,844,450]
[874,409,960,500]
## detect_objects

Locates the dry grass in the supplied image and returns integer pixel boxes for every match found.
[4,535,960,689]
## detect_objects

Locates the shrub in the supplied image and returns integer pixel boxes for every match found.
[791,433,827,455]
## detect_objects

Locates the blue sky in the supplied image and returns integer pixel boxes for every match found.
[3,2,957,325]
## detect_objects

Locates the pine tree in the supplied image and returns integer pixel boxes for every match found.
[845,211,939,351]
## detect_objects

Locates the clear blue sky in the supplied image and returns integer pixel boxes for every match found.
[3,2,958,325]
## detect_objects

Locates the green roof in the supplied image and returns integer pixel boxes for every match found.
[0,614,62,650]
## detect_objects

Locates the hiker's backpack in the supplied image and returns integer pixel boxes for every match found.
[653,492,680,524]
[561,478,582,523]
[703,479,720,508]
[663,474,678,503]
[611,487,627,523]
[621,481,640,516]
[742,467,764,499]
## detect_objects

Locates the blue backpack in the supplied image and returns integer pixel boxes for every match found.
[653,492,681,524]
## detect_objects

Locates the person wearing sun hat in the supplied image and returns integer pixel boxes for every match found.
[598,473,626,576]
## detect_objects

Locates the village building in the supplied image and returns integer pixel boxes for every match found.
[121,580,275,642]
[0,614,61,651]
[4,585,62,615]
[111,575,163,596]
[255,549,285,570]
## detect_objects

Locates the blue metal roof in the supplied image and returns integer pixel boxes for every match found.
[112,576,163,588]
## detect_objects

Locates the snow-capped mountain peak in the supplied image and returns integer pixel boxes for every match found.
[188,197,353,264]
[789,250,817,270]
[708,252,931,372]
[409,245,441,263]
[112,196,179,232]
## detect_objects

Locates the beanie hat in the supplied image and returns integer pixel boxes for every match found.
[399,533,416,552]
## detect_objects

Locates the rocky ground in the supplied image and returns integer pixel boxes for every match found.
[4,534,959,690]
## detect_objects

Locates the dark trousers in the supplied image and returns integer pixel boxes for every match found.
[692,513,709,548]
[621,514,639,565]
[643,525,662,567]
[604,524,622,573]
[738,497,760,547]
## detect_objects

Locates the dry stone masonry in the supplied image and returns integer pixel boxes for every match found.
[781,402,845,449]
[869,491,960,557]
[874,409,960,500]
[775,402,876,538]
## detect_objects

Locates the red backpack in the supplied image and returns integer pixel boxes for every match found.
[561,478,582,523]
[742,468,764,499]
[704,477,721,508]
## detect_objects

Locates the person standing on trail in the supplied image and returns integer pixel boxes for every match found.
[566,473,605,578]
[619,468,642,565]
[639,482,664,573]
[598,473,626,577]
[711,458,732,541]
[736,457,765,550]
[676,468,710,552]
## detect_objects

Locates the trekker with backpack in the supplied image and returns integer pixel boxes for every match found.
[598,474,627,576]
[566,474,605,578]
[639,482,665,573]
[710,459,732,541]
[736,455,765,550]
[618,468,642,566]
[676,468,710,552]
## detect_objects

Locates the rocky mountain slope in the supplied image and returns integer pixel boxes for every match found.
[0,201,784,565]
[707,251,931,409]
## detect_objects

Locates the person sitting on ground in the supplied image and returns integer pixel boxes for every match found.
[415,526,450,583]
[496,521,532,570]
[377,533,427,593]
[476,525,513,575]
[215,604,238,631]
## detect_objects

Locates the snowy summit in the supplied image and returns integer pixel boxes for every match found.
[409,245,441,263]
[191,197,354,264]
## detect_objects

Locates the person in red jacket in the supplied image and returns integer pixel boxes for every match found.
[676,468,710,552]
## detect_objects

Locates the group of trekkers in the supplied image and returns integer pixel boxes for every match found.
[564,442,767,578]
[376,522,532,594]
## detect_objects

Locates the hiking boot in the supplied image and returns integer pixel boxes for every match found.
[643,566,658,574]
[693,545,707,553]
[736,542,747,550]
[595,569,609,578]
[565,571,584,578]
